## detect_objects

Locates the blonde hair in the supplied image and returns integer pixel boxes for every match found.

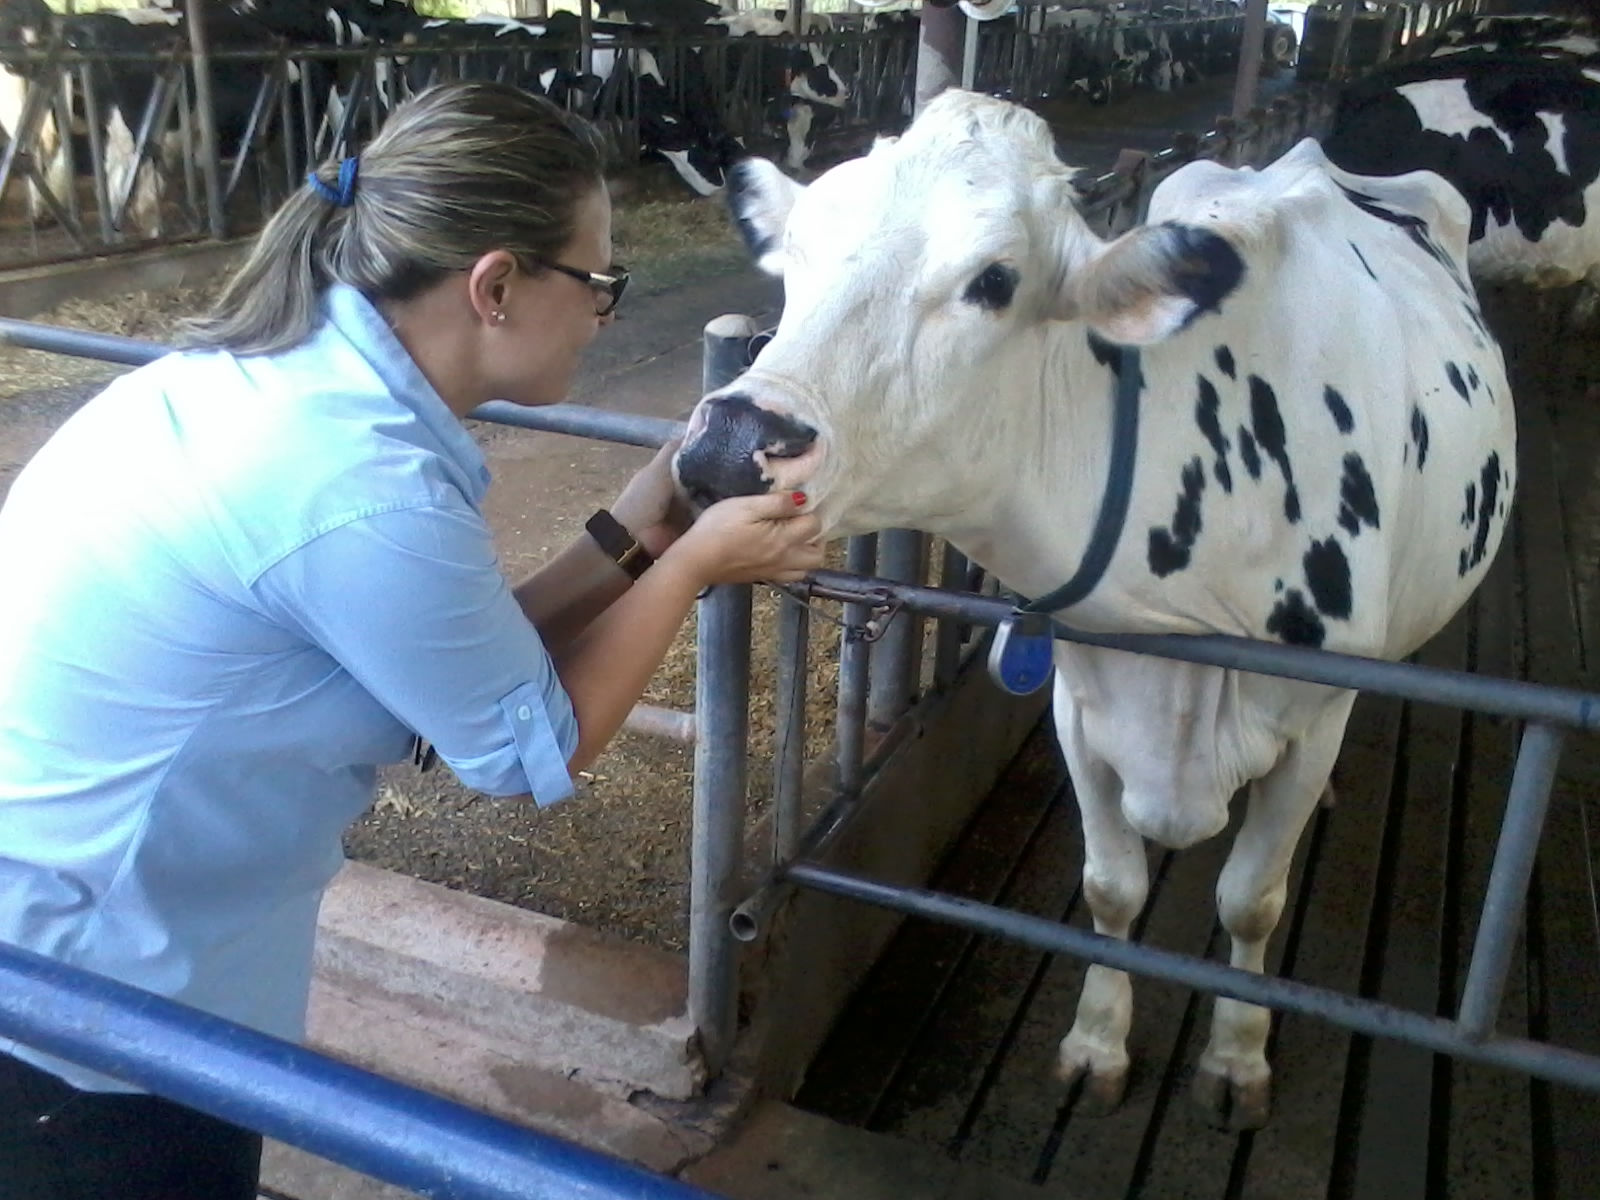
[183,81,605,355]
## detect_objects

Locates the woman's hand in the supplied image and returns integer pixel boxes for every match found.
[610,440,694,558]
[663,491,824,588]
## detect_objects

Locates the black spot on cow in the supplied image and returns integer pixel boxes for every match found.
[1410,405,1430,470]
[1304,536,1353,621]
[1248,376,1300,522]
[1266,587,1327,647]
[1214,345,1237,379]
[1195,375,1233,493]
[1349,240,1378,280]
[1325,55,1600,259]
[1333,183,1462,285]
[1338,452,1382,536]
[1462,481,1478,526]
[1459,451,1503,575]
[1466,363,1480,391]
[1323,385,1355,434]
[1239,426,1262,480]
[1157,223,1246,325]
[1148,456,1207,577]
[1446,361,1471,403]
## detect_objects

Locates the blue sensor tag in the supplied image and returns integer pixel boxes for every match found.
[987,613,1056,696]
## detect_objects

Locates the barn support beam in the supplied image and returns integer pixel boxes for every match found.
[1329,0,1361,81]
[1231,0,1269,119]
[185,0,226,240]
[916,1,966,112]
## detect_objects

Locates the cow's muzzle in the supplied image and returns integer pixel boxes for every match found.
[675,393,819,507]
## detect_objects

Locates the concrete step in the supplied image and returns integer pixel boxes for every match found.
[314,861,705,1102]
[682,1102,1065,1200]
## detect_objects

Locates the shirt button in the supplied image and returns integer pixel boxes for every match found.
[516,705,533,721]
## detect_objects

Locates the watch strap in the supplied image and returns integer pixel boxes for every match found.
[586,509,654,580]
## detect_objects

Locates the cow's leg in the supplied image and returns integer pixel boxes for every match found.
[1192,692,1355,1131]
[1053,685,1146,1115]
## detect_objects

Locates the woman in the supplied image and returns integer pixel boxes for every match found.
[0,81,821,1198]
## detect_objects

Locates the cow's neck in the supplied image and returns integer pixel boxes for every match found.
[932,326,1124,618]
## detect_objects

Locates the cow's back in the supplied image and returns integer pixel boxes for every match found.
[1091,140,1515,663]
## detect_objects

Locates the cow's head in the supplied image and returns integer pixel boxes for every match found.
[674,90,1246,537]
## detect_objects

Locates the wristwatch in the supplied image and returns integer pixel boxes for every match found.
[586,509,654,580]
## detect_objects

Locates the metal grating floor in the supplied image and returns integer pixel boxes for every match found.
[793,294,1600,1198]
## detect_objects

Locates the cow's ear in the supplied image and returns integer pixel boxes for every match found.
[1054,221,1246,345]
[728,158,804,276]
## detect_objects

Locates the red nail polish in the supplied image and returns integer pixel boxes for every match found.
[792,491,807,506]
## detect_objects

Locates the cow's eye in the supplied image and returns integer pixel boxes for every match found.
[963,263,1019,311]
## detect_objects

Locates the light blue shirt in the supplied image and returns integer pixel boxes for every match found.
[0,283,579,1090]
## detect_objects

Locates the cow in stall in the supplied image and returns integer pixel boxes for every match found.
[0,0,72,224]
[673,89,1516,1129]
[715,10,850,172]
[1322,48,1600,300]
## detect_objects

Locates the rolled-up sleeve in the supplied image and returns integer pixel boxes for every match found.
[251,501,578,806]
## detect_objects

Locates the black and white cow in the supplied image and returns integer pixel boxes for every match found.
[1323,50,1600,289]
[674,90,1516,1129]
[716,11,850,171]
[0,0,71,222]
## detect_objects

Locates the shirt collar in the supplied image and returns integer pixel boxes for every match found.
[321,283,494,503]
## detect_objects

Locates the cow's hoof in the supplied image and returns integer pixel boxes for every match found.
[1055,1051,1128,1116]
[1191,1066,1272,1132]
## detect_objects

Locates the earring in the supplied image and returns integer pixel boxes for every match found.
[493,310,507,324]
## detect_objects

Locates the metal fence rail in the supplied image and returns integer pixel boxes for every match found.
[0,939,719,1200]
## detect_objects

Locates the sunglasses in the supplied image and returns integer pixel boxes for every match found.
[525,254,630,316]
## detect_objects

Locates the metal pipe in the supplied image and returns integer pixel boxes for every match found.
[79,62,116,244]
[772,594,810,864]
[933,542,969,687]
[797,570,1600,731]
[867,529,927,729]
[1329,0,1360,81]
[622,703,696,743]
[785,861,1600,1094]
[580,0,595,83]
[0,942,721,1200]
[688,318,761,1074]
[915,1,965,112]
[1457,721,1565,1039]
[1228,0,1267,120]
[836,534,878,796]
[184,0,226,240]
[0,319,690,448]
[961,11,980,89]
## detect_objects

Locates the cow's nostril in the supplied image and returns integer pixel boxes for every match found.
[678,394,818,503]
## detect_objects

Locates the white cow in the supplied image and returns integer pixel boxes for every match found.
[675,90,1517,1128]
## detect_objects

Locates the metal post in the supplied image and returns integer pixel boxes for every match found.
[867,529,927,729]
[184,0,226,239]
[788,0,805,37]
[916,1,966,112]
[1329,0,1360,81]
[773,596,810,863]
[961,11,980,90]
[1457,721,1565,1040]
[1376,2,1405,63]
[836,534,878,795]
[580,0,595,83]
[933,542,969,687]
[1231,0,1268,119]
[688,316,760,1074]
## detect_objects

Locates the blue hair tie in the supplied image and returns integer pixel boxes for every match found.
[308,155,359,207]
